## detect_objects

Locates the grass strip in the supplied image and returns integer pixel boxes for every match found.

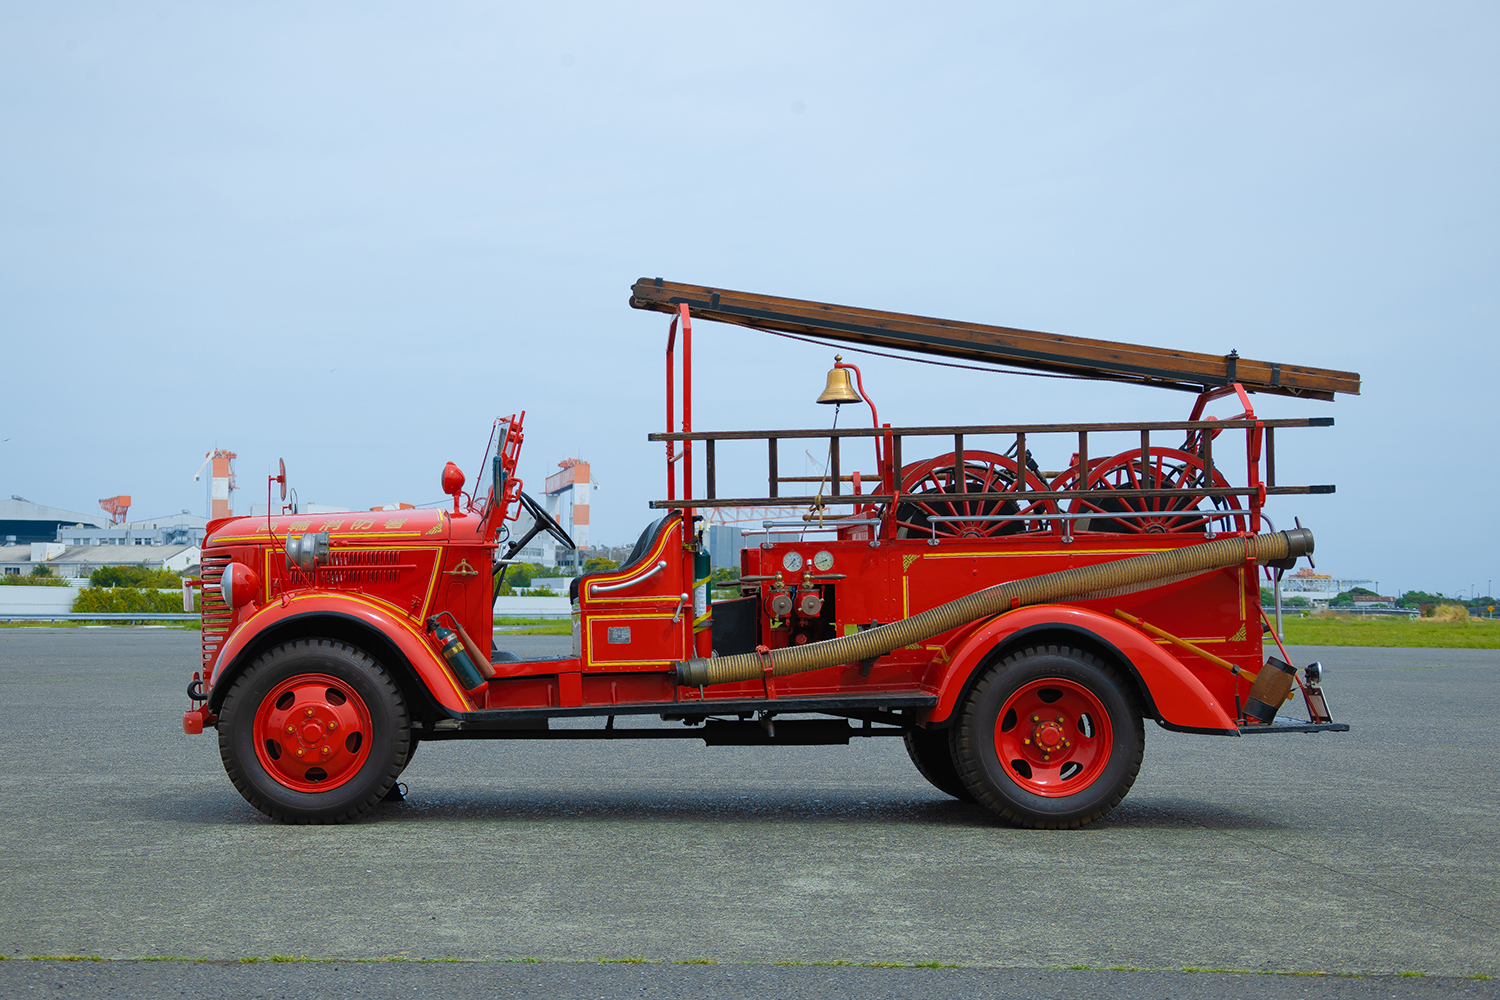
[1281,615,1500,648]
[494,616,571,636]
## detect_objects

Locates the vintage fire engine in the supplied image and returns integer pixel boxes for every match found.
[183,279,1356,826]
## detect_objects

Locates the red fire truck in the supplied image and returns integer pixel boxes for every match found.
[183,280,1355,826]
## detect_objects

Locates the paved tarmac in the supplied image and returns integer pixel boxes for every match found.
[0,629,1495,994]
[0,959,1495,1000]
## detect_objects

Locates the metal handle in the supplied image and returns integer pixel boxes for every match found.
[590,560,667,595]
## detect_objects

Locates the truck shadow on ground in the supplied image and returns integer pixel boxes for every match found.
[150,789,1286,832]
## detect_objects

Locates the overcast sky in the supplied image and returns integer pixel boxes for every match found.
[2,2,1495,597]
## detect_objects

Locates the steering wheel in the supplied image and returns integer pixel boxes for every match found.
[518,490,575,551]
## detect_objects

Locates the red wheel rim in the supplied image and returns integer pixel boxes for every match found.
[994,679,1113,797]
[252,673,373,793]
[1058,447,1245,535]
[895,452,1054,539]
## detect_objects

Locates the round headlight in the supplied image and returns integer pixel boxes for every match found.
[221,561,260,611]
[1303,661,1323,686]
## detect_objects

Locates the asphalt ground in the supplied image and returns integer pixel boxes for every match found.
[0,629,1495,997]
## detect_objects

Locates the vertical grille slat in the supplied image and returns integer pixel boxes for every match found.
[200,554,233,671]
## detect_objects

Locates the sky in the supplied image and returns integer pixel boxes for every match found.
[1,2,1496,598]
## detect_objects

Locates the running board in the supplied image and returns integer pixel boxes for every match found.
[425,692,937,731]
[1238,722,1351,734]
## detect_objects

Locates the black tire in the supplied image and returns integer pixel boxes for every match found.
[953,645,1143,829]
[904,727,974,802]
[218,639,412,824]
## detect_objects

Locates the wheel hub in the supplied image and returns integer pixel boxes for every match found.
[995,680,1113,797]
[1031,717,1070,754]
[253,673,372,793]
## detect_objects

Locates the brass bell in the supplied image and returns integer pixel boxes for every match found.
[816,356,862,405]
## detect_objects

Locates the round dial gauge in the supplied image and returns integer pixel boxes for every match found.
[812,550,835,572]
[781,551,804,573]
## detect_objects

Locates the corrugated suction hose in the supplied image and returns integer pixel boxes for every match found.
[675,528,1313,686]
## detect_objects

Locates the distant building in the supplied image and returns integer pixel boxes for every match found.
[0,498,211,581]
[54,511,209,548]
[706,524,744,572]
[1352,596,1397,609]
[1280,567,1375,606]
[0,498,106,545]
[1,542,200,579]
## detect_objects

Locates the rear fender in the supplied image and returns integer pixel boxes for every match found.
[206,592,474,713]
[926,605,1238,735]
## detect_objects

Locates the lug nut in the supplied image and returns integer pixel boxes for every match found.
[1042,754,1051,761]
[1056,716,1064,724]
[321,746,331,755]
[1023,738,1031,745]
[305,708,315,717]
[327,721,337,731]
[1032,715,1040,722]
[286,725,295,734]
[296,748,305,757]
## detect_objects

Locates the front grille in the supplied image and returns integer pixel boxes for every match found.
[324,548,415,585]
[200,553,233,675]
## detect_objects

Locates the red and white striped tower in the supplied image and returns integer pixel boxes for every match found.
[543,458,590,553]
[206,450,237,518]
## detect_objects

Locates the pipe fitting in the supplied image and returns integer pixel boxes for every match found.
[678,658,711,686]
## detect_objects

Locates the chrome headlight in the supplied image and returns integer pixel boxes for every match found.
[285,531,329,573]
[1304,661,1324,686]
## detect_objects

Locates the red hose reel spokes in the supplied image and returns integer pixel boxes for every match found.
[994,679,1114,797]
[1056,447,1245,535]
[895,452,1053,540]
[252,672,373,793]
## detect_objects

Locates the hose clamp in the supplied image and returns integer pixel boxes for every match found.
[756,644,776,699]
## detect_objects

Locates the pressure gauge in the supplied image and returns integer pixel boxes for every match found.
[812,550,835,572]
[782,551,804,573]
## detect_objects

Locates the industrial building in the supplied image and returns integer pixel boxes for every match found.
[0,497,105,545]
[1,498,206,579]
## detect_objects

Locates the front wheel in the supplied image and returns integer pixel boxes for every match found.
[952,645,1143,828]
[217,639,411,824]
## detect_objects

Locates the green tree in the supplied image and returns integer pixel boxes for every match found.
[498,562,548,589]
[73,587,197,614]
[90,565,181,589]
[1,569,71,587]
[582,556,619,574]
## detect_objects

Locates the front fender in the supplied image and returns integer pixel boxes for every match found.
[927,605,1238,735]
[207,592,474,712]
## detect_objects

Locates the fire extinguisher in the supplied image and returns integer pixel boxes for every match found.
[427,615,486,691]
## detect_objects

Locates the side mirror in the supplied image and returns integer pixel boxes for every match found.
[278,459,287,501]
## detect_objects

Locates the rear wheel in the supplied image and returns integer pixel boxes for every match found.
[218,639,411,824]
[953,645,1143,828]
[904,727,974,802]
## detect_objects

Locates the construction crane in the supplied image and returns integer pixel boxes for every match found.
[98,495,131,525]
